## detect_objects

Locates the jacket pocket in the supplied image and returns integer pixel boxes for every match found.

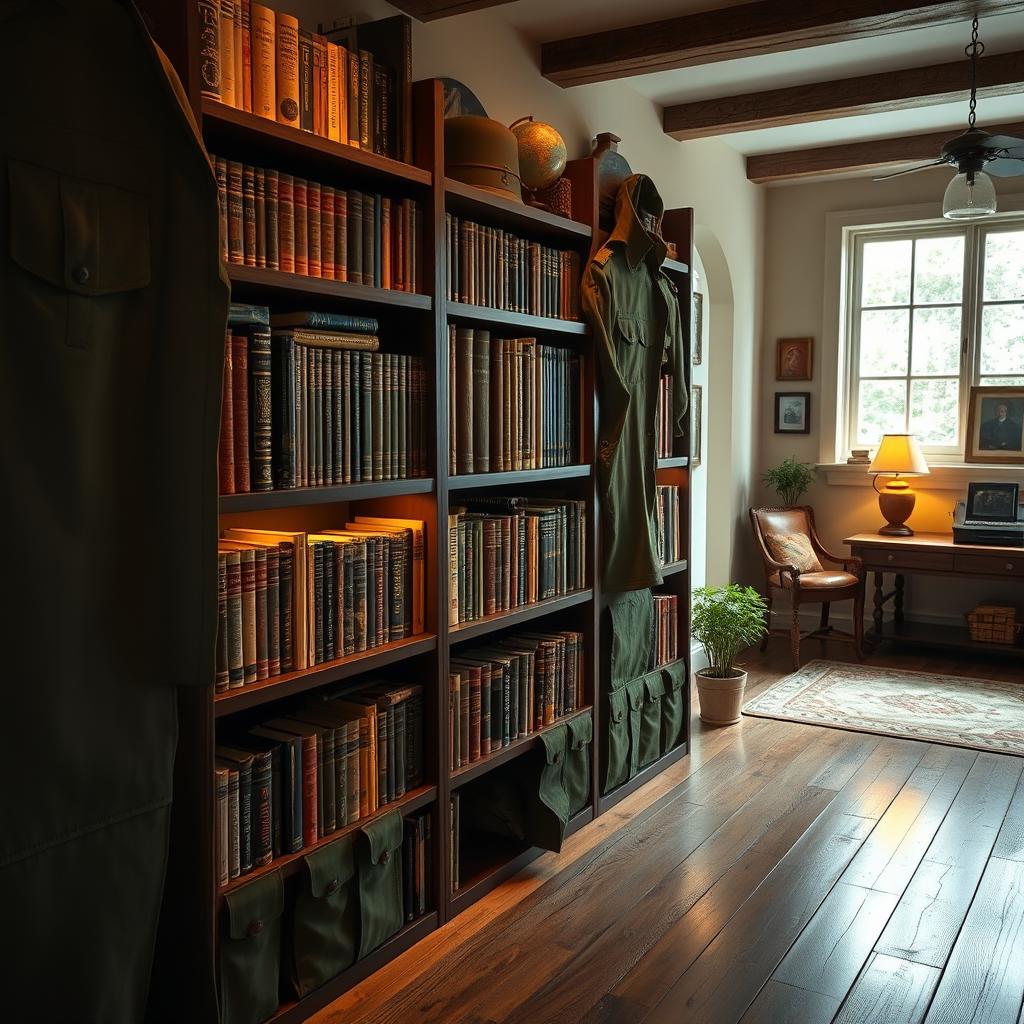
[8,157,150,349]
[288,835,358,998]
[661,660,688,755]
[638,670,666,769]
[357,811,404,958]
[603,687,631,793]
[529,724,570,853]
[608,590,654,688]
[564,711,593,817]
[220,871,284,1024]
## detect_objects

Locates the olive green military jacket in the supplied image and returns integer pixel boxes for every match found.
[1,2,228,1021]
[582,175,688,592]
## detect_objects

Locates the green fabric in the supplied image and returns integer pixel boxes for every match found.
[608,590,654,688]
[582,175,688,592]
[604,688,631,793]
[529,725,570,852]
[638,671,666,769]
[625,676,647,780]
[661,661,688,754]
[565,712,593,817]
[357,811,404,959]
[220,872,284,1024]
[289,835,358,998]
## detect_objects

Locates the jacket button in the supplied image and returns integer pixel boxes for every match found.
[325,878,340,896]
[73,265,90,284]
[380,850,390,864]
[246,919,263,937]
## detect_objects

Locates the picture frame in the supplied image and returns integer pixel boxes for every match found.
[692,292,704,366]
[776,337,813,381]
[965,481,1020,522]
[774,392,811,434]
[690,384,702,467]
[965,386,1024,465]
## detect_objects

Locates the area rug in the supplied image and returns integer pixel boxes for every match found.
[743,659,1024,756]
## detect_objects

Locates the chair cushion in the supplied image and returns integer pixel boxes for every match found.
[778,570,858,590]
[764,531,822,573]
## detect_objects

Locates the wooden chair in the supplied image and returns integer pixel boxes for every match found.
[749,505,865,669]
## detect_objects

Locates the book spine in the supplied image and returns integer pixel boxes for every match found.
[264,168,279,271]
[334,188,348,282]
[252,753,273,867]
[225,551,244,687]
[226,769,240,878]
[230,335,250,492]
[248,327,273,491]
[226,161,244,265]
[347,190,363,285]
[364,192,376,289]
[215,157,228,263]
[219,333,235,494]
[274,11,300,126]
[266,547,280,677]
[196,0,221,100]
[250,3,275,119]
[215,768,229,885]
[321,185,335,280]
[216,553,229,692]
[298,30,314,132]
[358,50,372,150]
[472,331,490,473]
[300,735,318,847]
[307,180,322,278]
[326,41,340,142]
[293,177,308,276]
[240,0,253,112]
[239,549,257,683]
[254,168,266,269]
[232,0,243,113]
[253,548,269,681]
[279,542,294,672]
[218,0,237,107]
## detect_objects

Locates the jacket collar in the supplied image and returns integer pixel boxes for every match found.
[607,174,668,271]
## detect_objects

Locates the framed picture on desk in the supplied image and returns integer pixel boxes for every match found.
[965,386,1024,464]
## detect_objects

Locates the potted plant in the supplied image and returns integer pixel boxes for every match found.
[762,456,816,507]
[691,584,768,725]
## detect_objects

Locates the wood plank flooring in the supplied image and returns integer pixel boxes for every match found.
[310,646,1024,1024]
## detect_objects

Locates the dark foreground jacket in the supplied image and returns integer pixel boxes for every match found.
[582,174,688,592]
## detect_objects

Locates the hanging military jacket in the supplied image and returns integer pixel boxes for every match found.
[582,174,688,592]
[0,2,228,1021]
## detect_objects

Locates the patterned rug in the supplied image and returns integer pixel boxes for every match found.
[743,660,1024,756]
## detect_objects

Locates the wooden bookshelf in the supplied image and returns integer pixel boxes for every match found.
[444,178,593,242]
[219,477,434,513]
[448,464,591,491]
[446,300,588,335]
[449,589,594,643]
[226,265,432,310]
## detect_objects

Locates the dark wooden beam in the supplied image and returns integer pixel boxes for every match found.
[746,121,1024,183]
[663,50,1024,140]
[387,0,515,20]
[541,0,1024,87]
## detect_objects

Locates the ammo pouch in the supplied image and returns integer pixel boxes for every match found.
[661,660,688,755]
[357,811,404,959]
[527,724,570,853]
[565,712,593,817]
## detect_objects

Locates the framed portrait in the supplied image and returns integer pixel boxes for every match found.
[774,392,811,434]
[776,337,813,381]
[965,386,1024,464]
[690,384,702,467]
[692,292,704,366]
[966,481,1019,522]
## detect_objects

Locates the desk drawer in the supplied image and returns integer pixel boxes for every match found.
[866,549,954,572]
[953,552,1024,577]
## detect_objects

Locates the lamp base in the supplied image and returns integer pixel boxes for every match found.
[879,522,914,537]
[878,484,916,536]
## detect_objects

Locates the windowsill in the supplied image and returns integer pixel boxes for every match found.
[819,462,1024,489]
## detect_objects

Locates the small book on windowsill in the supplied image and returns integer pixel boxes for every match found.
[847,449,871,465]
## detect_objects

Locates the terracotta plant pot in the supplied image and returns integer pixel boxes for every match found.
[694,669,747,726]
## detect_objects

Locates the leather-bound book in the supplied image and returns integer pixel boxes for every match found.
[248,326,273,491]
[196,0,221,101]
[363,192,376,288]
[306,180,321,278]
[218,0,237,107]
[278,541,294,672]
[277,172,295,273]
[397,354,407,478]
[215,767,229,886]
[214,157,228,262]
[448,326,457,475]
[264,168,279,270]
[380,354,392,481]
[311,541,324,664]
[216,553,229,693]
[381,197,391,289]
[219,333,235,494]
[346,48,360,147]
[252,544,269,680]
[249,727,303,853]
[254,168,266,269]
[370,351,383,481]
[471,330,490,473]
[234,546,257,682]
[322,541,336,662]
[226,161,244,265]
[239,0,252,111]
[230,334,250,492]
[334,188,347,281]
[323,349,334,485]
[292,177,308,276]
[347,190,363,285]
[250,3,275,119]
[325,40,340,142]
[455,327,474,474]
[274,10,300,126]
[270,334,293,489]
[298,30,313,132]
[266,545,280,678]
[312,35,327,136]
[358,50,372,150]
[340,351,352,483]
[488,337,504,472]
[232,0,244,112]
[223,549,244,688]
[320,185,334,279]
[217,749,253,873]
[482,518,498,616]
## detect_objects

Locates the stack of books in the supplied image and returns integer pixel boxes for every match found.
[447,327,581,474]
[656,485,684,566]
[447,498,587,625]
[448,630,584,769]
[652,594,679,667]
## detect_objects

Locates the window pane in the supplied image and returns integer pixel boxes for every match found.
[860,308,909,376]
[913,235,964,304]
[858,380,906,445]
[980,303,1024,376]
[981,376,1024,387]
[983,230,1024,301]
[911,306,961,375]
[861,239,912,307]
[910,379,959,446]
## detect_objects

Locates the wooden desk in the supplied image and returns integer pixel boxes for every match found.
[844,532,1024,657]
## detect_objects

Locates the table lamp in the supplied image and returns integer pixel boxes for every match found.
[869,434,930,536]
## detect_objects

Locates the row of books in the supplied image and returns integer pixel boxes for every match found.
[450,793,460,892]
[447,327,582,475]
[402,810,433,923]
[214,156,421,291]
[196,4,411,160]
[445,215,581,321]
[657,375,676,459]
[656,485,684,567]
[652,594,679,668]
[449,630,584,770]
[214,679,424,885]
[215,516,425,690]
[447,498,587,626]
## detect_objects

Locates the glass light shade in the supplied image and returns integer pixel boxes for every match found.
[869,433,930,476]
[942,170,997,220]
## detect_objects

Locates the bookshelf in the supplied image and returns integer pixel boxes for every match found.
[154,10,691,1019]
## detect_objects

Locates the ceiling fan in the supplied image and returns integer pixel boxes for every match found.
[876,16,1024,220]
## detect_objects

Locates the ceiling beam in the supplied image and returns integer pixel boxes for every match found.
[541,0,1024,87]
[746,121,1024,183]
[663,50,1024,140]
[387,0,515,20]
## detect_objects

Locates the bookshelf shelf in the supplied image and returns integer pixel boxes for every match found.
[200,99,433,189]
[449,589,594,644]
[213,634,438,717]
[447,464,591,491]
[446,301,588,336]
[660,559,689,578]
[450,706,593,789]
[444,178,592,242]
[656,456,690,469]
[226,265,432,310]
[219,784,438,901]
[219,477,435,513]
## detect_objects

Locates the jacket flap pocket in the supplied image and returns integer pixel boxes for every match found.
[539,724,567,766]
[616,313,648,347]
[608,688,629,725]
[305,834,356,898]
[361,809,403,866]
[645,671,666,702]
[662,660,687,693]
[224,870,284,941]
[626,676,646,712]
[568,712,593,750]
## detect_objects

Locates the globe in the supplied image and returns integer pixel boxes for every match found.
[510,117,567,192]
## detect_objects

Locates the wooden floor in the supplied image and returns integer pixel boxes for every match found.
[311,644,1024,1024]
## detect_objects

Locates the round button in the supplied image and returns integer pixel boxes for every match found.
[73,265,90,284]
[246,919,264,937]
[887,554,894,562]
[325,878,340,896]
[380,850,390,864]
[1007,563,1014,571]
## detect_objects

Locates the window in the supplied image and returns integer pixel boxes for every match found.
[846,220,1024,457]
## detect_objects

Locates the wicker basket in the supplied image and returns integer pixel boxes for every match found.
[966,605,1022,645]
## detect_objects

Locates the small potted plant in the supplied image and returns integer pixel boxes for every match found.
[762,456,815,507]
[691,584,768,725]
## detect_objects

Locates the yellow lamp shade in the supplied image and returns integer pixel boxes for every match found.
[869,434,930,476]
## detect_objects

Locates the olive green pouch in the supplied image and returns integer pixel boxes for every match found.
[289,835,358,998]
[608,590,654,689]
[565,712,593,817]
[624,675,648,780]
[220,871,284,1024]
[661,660,688,754]
[357,811,404,959]
[528,724,570,853]
[638,670,666,769]
[604,687,631,793]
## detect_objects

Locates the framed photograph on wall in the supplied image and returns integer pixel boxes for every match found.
[965,386,1024,464]
[692,292,704,366]
[776,337,813,381]
[774,392,811,434]
[691,384,702,467]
